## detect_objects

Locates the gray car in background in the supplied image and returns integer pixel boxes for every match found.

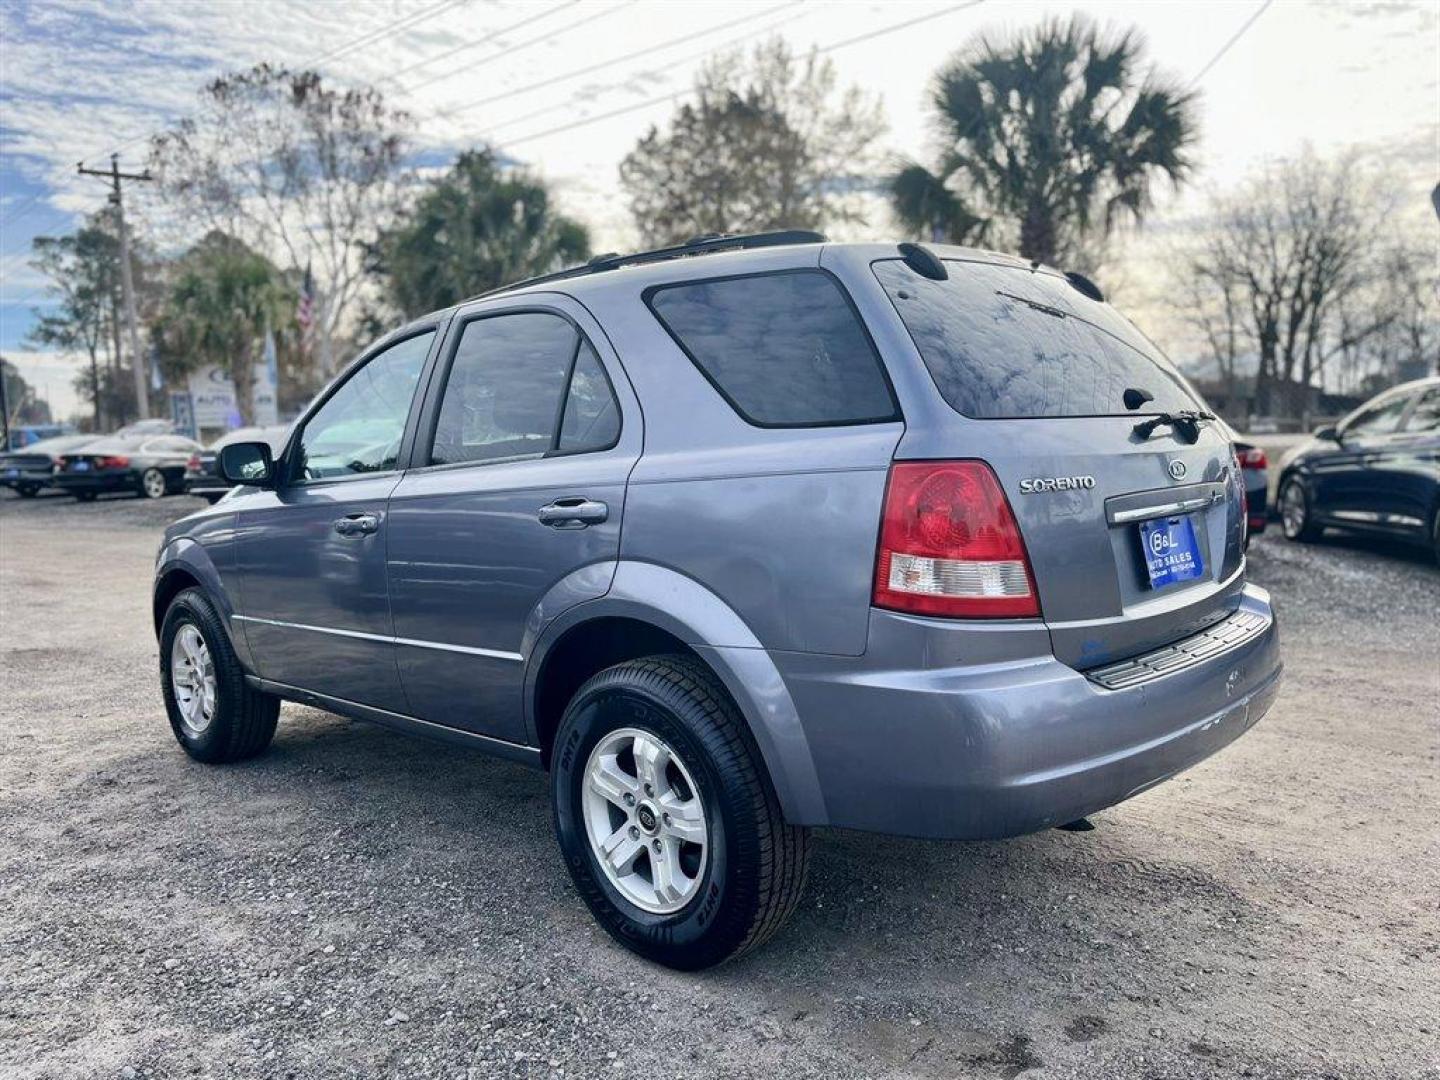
[185,425,291,504]
[152,234,1282,969]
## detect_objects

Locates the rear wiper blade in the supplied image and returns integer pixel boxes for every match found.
[1131,409,1217,444]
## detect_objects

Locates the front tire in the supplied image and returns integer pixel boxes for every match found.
[160,588,279,763]
[16,483,39,498]
[74,491,98,502]
[1279,477,1322,542]
[551,655,810,970]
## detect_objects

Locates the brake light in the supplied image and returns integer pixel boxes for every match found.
[873,460,1040,618]
[1237,446,1267,470]
[96,455,130,468]
[186,454,201,473]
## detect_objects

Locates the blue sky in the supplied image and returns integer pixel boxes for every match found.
[2,0,1437,418]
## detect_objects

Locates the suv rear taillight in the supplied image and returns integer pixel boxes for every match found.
[873,460,1039,618]
[186,454,201,473]
[1237,446,1267,470]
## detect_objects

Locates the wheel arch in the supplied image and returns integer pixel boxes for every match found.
[153,537,250,668]
[524,561,828,827]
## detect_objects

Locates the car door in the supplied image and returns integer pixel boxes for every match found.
[233,326,441,713]
[1314,390,1412,524]
[386,297,640,746]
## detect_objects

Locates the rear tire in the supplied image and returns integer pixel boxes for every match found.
[551,654,810,970]
[160,588,279,763]
[74,491,97,502]
[1279,477,1322,542]
[16,484,39,498]
[139,468,168,499]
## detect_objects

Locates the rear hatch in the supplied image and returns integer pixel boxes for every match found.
[872,255,1246,669]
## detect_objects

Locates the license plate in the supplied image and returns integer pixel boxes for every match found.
[73,461,90,471]
[5,468,17,479]
[1139,516,1204,589]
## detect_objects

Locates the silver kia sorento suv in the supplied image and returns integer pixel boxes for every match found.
[153,232,1283,970]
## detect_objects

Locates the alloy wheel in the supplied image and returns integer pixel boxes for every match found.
[170,624,217,736]
[581,727,709,915]
[142,469,167,499]
[1280,481,1307,539]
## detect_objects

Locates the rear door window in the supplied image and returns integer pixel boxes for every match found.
[645,269,899,427]
[429,312,621,466]
[873,259,1201,420]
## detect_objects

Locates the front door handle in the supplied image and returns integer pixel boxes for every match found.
[538,498,608,529]
[334,512,381,537]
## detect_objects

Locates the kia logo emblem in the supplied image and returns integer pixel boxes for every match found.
[1168,460,1187,481]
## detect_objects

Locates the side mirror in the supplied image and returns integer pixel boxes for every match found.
[218,441,276,486]
[1313,425,1339,442]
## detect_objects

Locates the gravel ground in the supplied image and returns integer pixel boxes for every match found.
[1,489,1437,1080]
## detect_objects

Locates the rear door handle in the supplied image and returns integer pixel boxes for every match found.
[333,512,381,537]
[538,498,608,529]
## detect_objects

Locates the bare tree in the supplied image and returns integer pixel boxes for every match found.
[619,39,886,246]
[1174,153,1409,416]
[148,65,409,376]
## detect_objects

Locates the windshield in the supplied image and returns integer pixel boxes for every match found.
[873,258,1203,420]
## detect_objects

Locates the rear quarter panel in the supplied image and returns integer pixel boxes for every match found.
[573,247,903,657]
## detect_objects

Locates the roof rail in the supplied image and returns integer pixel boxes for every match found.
[472,229,826,300]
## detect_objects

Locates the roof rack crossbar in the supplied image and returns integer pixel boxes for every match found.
[472,229,826,300]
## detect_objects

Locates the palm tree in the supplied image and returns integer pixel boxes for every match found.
[892,15,1197,267]
[164,232,292,425]
[371,149,589,318]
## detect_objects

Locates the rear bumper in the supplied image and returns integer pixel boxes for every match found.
[185,475,230,496]
[1,467,53,488]
[53,471,137,493]
[773,584,1282,839]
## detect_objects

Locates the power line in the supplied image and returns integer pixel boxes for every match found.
[80,0,470,167]
[386,0,581,88]
[402,0,636,97]
[1187,0,1273,88]
[466,3,813,136]
[308,0,469,69]
[496,0,986,150]
[440,0,804,119]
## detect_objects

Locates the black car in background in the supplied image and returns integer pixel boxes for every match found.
[0,434,98,497]
[1277,376,1440,561]
[185,425,290,504]
[52,434,204,501]
[1218,420,1269,543]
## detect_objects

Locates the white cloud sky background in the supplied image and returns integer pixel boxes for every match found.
[1,0,1437,421]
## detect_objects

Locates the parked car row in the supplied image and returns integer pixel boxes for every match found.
[0,420,288,503]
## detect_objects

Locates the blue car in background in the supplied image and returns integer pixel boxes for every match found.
[0,434,97,497]
[6,423,77,450]
[1277,376,1440,562]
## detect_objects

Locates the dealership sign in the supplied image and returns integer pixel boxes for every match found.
[187,364,239,429]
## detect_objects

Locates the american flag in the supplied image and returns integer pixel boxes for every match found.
[296,261,316,338]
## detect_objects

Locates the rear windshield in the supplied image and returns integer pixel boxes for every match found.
[645,269,899,427]
[873,259,1201,419]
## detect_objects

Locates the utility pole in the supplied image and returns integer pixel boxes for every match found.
[0,358,10,450]
[78,154,152,421]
